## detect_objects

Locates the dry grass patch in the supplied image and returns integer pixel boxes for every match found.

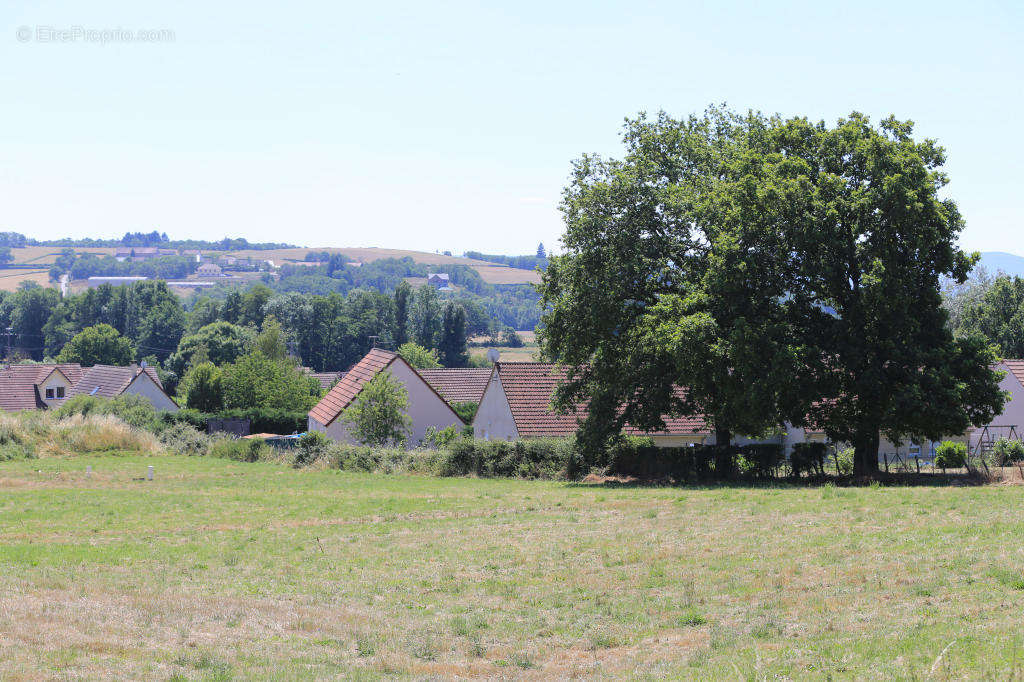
[2,457,1024,678]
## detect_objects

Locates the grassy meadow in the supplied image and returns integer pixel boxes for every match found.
[3,454,1024,679]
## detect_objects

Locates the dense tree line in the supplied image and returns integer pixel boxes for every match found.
[464,250,548,271]
[0,279,474,388]
[0,230,294,251]
[946,269,1024,358]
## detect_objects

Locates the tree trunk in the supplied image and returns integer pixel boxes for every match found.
[853,428,880,478]
[715,427,731,447]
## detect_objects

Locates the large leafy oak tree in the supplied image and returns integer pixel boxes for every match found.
[539,107,1005,475]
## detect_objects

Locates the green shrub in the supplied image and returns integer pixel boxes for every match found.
[934,440,967,469]
[836,448,854,476]
[441,438,578,479]
[606,440,743,481]
[208,437,270,462]
[993,438,1024,464]
[294,431,330,467]
[423,425,460,449]
[451,402,478,423]
[56,394,161,431]
[158,423,210,456]
[328,443,438,475]
[790,442,828,478]
[737,444,783,479]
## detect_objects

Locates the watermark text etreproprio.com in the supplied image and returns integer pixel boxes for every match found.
[16,25,175,44]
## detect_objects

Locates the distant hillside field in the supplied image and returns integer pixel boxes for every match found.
[239,247,541,285]
[0,245,542,290]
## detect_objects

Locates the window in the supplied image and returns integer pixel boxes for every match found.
[45,388,54,399]
[55,387,65,399]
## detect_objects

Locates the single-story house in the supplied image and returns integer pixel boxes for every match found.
[196,263,223,277]
[427,273,451,290]
[307,349,463,447]
[417,368,492,406]
[472,362,712,447]
[0,363,178,412]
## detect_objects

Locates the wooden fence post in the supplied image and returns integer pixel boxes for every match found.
[883,453,889,473]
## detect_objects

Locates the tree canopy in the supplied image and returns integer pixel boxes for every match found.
[56,324,134,366]
[341,371,411,447]
[539,107,1005,475]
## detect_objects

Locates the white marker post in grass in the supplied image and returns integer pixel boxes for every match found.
[85,465,92,478]
[147,465,154,481]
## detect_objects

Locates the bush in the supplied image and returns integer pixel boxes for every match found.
[935,440,967,469]
[790,442,828,478]
[442,438,578,479]
[737,444,783,479]
[451,401,478,423]
[56,394,161,431]
[158,423,211,456]
[836,448,854,476]
[294,431,330,467]
[993,438,1024,465]
[208,437,271,462]
[329,443,427,474]
[217,408,307,435]
[423,425,460,449]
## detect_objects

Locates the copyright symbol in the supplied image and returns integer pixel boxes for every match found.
[16,26,31,42]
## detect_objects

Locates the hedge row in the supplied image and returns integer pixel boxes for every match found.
[160,408,307,435]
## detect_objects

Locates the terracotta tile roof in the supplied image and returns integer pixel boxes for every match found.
[418,368,492,405]
[1002,359,1024,386]
[302,368,346,392]
[68,365,164,399]
[0,364,85,411]
[308,349,398,427]
[495,362,710,438]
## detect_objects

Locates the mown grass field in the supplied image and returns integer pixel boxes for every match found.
[2,455,1024,679]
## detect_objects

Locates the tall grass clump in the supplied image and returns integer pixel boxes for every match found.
[49,414,164,455]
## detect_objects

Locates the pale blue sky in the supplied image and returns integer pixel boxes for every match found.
[1,0,1020,255]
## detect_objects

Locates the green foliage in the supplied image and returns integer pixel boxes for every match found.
[179,362,224,412]
[294,431,330,467]
[737,444,784,480]
[790,443,828,478]
[836,448,855,476]
[158,423,211,456]
[538,106,1005,476]
[442,438,579,479]
[55,394,160,431]
[393,281,411,347]
[935,441,968,469]
[397,342,440,369]
[409,284,442,348]
[423,425,460,449]
[208,437,270,462]
[451,401,478,423]
[438,301,469,367]
[499,328,524,348]
[993,438,1024,464]
[954,275,1024,357]
[254,316,289,361]
[167,322,253,377]
[136,300,186,363]
[56,323,135,366]
[220,352,320,412]
[341,372,411,447]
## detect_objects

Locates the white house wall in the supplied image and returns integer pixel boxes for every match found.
[311,361,463,448]
[124,373,179,412]
[472,373,518,441]
[967,363,1024,450]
